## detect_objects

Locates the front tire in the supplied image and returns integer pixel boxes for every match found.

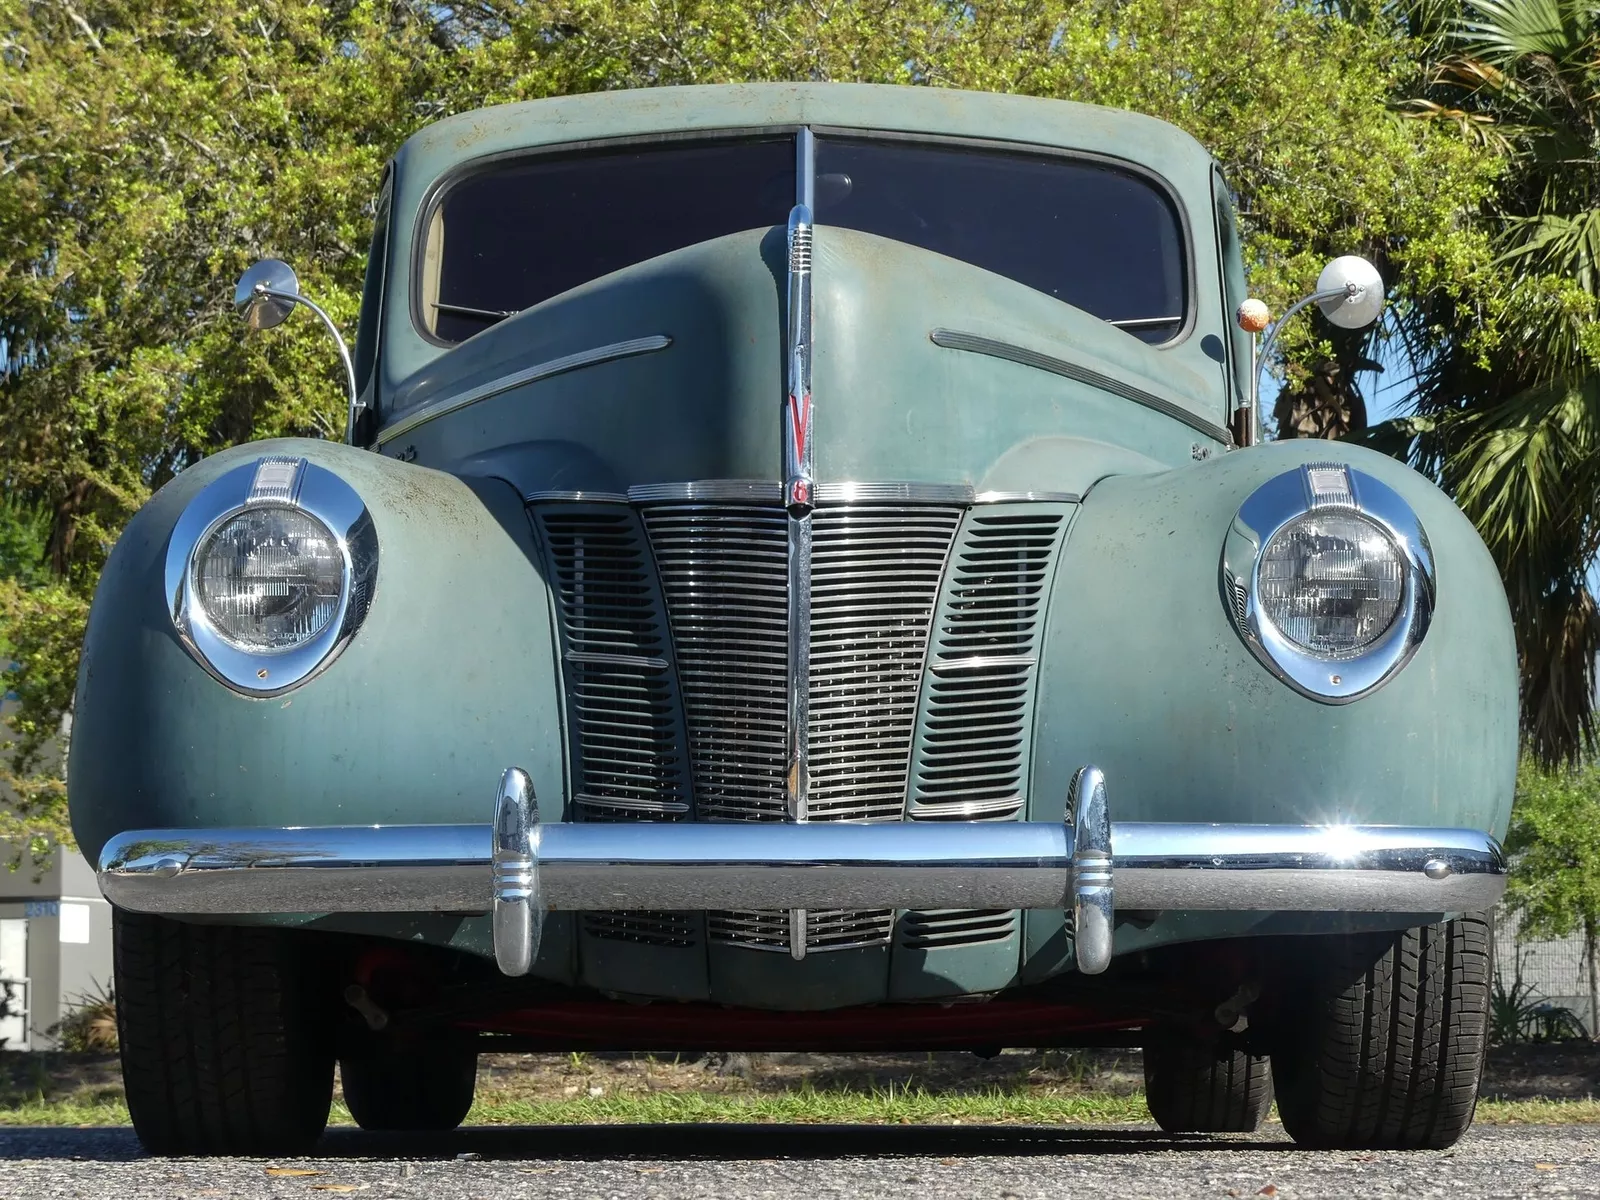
[340,1036,478,1131]
[1144,1029,1273,1133]
[1271,913,1491,1150]
[114,910,335,1155]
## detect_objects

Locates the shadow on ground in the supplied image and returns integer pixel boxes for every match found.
[0,1122,1297,1162]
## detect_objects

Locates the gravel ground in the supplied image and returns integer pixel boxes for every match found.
[0,1125,1597,1199]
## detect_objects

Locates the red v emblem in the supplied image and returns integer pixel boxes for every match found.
[788,393,812,463]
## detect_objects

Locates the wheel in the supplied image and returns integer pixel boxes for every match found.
[340,1035,478,1131]
[1144,1029,1273,1133]
[1271,913,1491,1150]
[114,910,335,1155]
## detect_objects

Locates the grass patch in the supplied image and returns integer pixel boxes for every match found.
[1475,1098,1600,1125]
[3,1080,1599,1129]
[462,1084,1151,1126]
[0,1096,130,1127]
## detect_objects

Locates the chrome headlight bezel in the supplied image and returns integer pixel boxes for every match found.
[1222,463,1433,704]
[165,457,378,696]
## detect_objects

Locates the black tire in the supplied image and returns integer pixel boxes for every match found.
[114,909,335,1156]
[1144,1029,1273,1133]
[340,1036,478,1132]
[1271,913,1491,1150]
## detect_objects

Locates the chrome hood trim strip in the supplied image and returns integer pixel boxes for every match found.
[930,328,1232,447]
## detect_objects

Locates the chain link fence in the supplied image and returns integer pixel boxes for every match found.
[1492,907,1596,1035]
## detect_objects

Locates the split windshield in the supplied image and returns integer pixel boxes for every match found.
[418,135,1187,346]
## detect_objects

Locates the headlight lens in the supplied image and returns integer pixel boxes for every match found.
[194,505,344,651]
[1257,511,1405,658]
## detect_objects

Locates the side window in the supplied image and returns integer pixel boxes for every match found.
[352,172,392,402]
[1213,169,1252,411]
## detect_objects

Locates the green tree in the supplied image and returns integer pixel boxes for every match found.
[1376,0,1600,764]
[1506,756,1600,1037]
[0,0,1498,851]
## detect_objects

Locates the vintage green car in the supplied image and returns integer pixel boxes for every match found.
[69,83,1516,1155]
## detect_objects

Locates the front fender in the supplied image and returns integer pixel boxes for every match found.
[68,439,566,869]
[1031,439,1517,836]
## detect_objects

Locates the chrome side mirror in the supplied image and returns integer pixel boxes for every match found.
[1314,256,1386,330]
[234,258,300,330]
[233,259,362,444]
[1235,255,1386,446]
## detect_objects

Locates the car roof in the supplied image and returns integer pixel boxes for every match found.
[391,82,1216,184]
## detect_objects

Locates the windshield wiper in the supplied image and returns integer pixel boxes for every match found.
[434,301,517,325]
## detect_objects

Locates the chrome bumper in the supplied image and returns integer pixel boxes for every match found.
[97,766,1506,977]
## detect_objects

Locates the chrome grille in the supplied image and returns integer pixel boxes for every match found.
[710,908,896,953]
[808,507,961,821]
[899,909,1018,949]
[642,504,790,822]
[909,510,1066,821]
[534,507,691,822]
[644,500,961,953]
[582,911,698,948]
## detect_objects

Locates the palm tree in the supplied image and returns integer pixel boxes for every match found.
[1383,0,1600,763]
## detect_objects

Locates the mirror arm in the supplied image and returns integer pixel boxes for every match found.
[1246,284,1356,446]
[253,284,363,445]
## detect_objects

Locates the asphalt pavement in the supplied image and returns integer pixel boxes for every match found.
[1,1124,1596,1198]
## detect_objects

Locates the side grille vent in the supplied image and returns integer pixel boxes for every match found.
[582,912,699,948]
[899,909,1017,950]
[533,506,692,822]
[908,509,1067,822]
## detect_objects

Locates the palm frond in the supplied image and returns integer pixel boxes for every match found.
[1457,0,1594,66]
[1498,209,1600,298]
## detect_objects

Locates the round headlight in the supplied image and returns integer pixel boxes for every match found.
[1257,511,1405,657]
[193,505,345,651]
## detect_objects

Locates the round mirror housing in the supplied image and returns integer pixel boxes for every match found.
[1314,256,1385,330]
[234,258,300,331]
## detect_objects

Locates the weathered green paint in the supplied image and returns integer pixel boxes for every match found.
[67,84,1519,1013]
[380,227,1218,496]
[1023,438,1518,979]
[378,83,1228,432]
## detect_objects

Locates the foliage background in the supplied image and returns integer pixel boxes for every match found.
[0,0,1504,849]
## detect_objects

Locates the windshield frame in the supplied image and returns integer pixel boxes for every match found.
[406,125,1196,351]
